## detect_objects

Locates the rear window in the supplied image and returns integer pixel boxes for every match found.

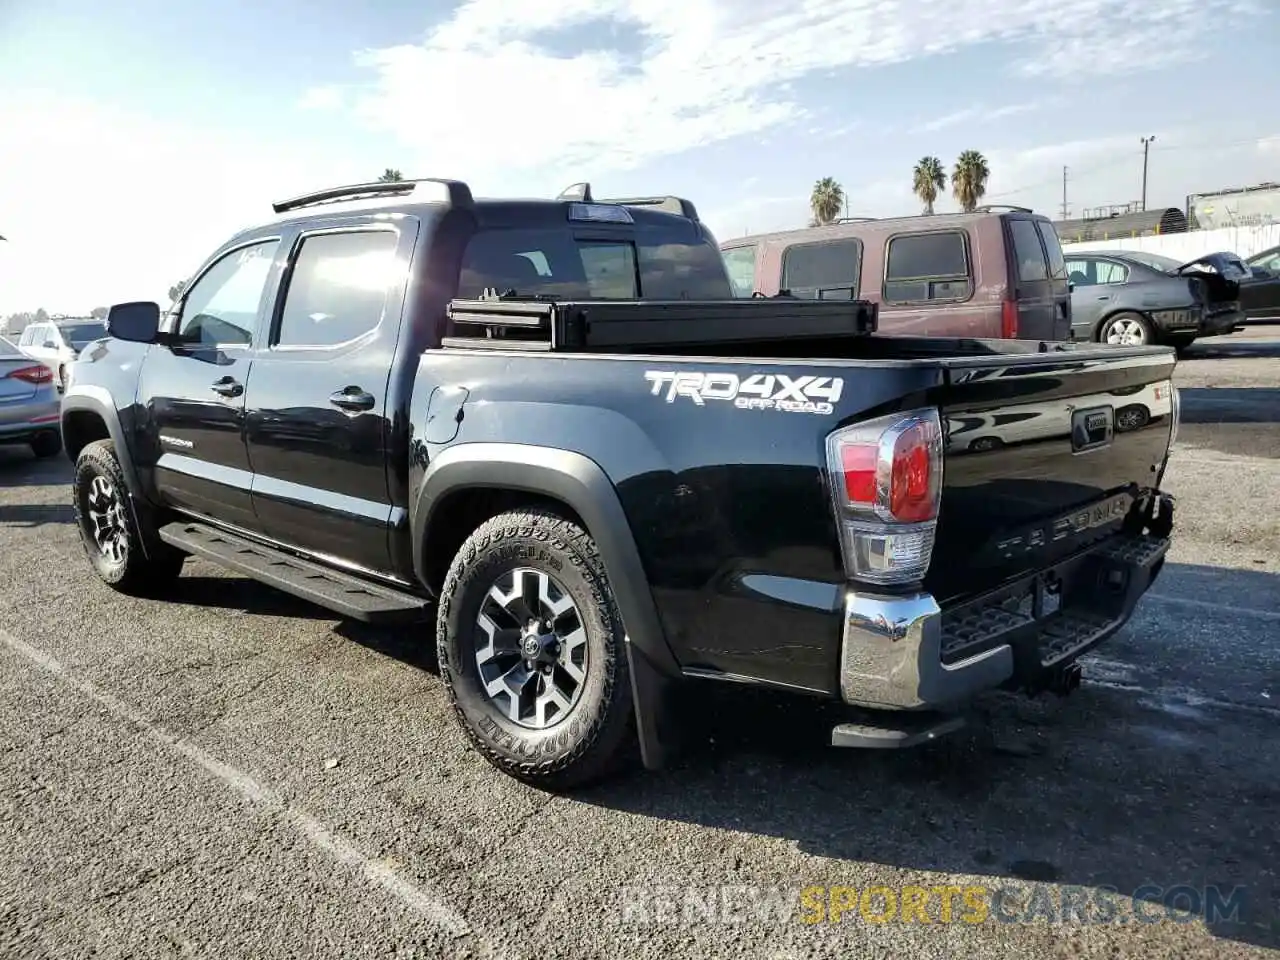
[883,231,972,303]
[1009,219,1049,281]
[457,228,733,301]
[781,238,862,299]
[1035,220,1067,279]
[721,245,757,297]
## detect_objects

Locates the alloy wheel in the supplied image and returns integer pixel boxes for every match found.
[1105,317,1147,346]
[474,567,589,729]
[85,474,128,564]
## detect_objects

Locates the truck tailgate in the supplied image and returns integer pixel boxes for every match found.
[928,347,1176,604]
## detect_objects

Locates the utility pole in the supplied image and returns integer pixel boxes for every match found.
[1140,136,1156,211]
[1059,166,1070,219]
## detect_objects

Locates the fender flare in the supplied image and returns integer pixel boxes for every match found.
[60,387,155,559]
[413,442,682,770]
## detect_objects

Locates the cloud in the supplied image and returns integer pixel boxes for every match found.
[298,85,344,111]
[918,101,1042,134]
[308,0,1254,186]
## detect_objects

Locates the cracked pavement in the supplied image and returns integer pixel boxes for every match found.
[1,327,1278,959]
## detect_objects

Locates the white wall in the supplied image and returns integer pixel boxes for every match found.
[1061,223,1280,261]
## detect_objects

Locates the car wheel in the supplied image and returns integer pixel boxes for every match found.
[72,439,186,593]
[29,430,63,459]
[436,507,635,790]
[1098,312,1154,347]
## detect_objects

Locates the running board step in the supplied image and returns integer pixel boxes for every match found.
[158,521,430,624]
[831,711,966,749]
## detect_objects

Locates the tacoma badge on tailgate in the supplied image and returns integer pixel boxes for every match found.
[1071,406,1113,452]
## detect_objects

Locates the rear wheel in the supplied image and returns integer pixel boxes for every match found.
[1099,312,1153,347]
[436,508,635,790]
[72,439,186,593]
[29,430,62,459]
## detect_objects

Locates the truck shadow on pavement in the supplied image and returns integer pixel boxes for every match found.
[0,502,74,526]
[1185,335,1280,360]
[571,560,1280,950]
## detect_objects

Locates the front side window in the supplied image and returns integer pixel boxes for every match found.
[883,231,972,302]
[721,245,758,297]
[781,238,862,300]
[274,230,401,348]
[178,240,280,347]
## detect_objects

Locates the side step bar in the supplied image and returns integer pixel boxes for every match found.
[831,710,966,749]
[158,521,431,624]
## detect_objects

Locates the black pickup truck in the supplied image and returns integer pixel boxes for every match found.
[61,178,1179,789]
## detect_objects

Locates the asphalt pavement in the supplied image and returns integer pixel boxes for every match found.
[1,327,1278,960]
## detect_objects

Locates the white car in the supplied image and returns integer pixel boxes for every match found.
[16,316,107,391]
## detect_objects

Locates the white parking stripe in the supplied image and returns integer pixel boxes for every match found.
[0,626,496,953]
[1146,593,1280,622]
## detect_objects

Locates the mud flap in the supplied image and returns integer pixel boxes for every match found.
[625,637,680,771]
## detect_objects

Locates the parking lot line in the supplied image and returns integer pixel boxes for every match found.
[0,625,497,955]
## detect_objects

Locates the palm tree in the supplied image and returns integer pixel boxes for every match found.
[951,150,990,213]
[809,177,845,226]
[912,157,947,215]
[377,168,404,182]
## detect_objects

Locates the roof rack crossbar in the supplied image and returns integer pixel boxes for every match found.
[554,183,699,220]
[271,178,474,214]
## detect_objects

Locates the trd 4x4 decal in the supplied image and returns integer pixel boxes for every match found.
[643,370,844,415]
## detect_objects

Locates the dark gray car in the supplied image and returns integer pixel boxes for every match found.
[1064,249,1247,351]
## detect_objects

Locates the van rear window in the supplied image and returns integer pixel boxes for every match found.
[458,228,733,301]
[883,231,972,303]
[1009,219,1049,282]
[1035,220,1068,279]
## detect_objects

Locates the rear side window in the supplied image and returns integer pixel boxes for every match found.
[883,231,972,303]
[721,245,757,297]
[781,238,862,299]
[458,228,732,300]
[275,230,400,348]
[1009,219,1049,282]
[1035,220,1067,278]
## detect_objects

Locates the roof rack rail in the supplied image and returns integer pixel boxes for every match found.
[975,204,1033,213]
[831,216,877,223]
[554,183,700,220]
[271,178,474,214]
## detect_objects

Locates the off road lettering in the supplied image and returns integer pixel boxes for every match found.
[643,370,843,415]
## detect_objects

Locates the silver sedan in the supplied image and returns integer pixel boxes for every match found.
[0,336,63,459]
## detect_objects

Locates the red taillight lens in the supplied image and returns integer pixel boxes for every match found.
[826,408,944,585]
[7,364,53,385]
[1001,299,1018,338]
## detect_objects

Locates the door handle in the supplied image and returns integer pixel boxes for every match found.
[329,387,375,412]
[1096,295,1111,301]
[211,377,243,398]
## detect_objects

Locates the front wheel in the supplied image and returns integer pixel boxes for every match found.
[72,439,186,594]
[436,508,635,790]
[1098,312,1153,347]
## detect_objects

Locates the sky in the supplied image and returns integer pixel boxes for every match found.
[1,0,1278,315]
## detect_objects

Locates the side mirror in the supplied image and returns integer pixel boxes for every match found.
[106,301,161,344]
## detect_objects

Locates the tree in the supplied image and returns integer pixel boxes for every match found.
[951,150,990,213]
[809,177,844,227]
[33,308,48,323]
[168,280,187,303]
[91,306,108,319]
[377,169,404,182]
[912,156,947,215]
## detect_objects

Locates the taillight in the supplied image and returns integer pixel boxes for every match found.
[1001,299,1018,338]
[7,364,53,385]
[825,408,944,585]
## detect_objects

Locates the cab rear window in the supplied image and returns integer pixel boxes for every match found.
[458,228,733,300]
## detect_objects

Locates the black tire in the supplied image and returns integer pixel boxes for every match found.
[436,508,635,791]
[72,439,186,594]
[29,430,63,459]
[1097,312,1154,347]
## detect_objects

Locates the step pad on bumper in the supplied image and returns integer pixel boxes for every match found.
[159,521,430,624]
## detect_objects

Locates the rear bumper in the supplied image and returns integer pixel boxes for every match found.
[0,398,61,443]
[838,496,1173,710]
[1199,306,1244,337]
